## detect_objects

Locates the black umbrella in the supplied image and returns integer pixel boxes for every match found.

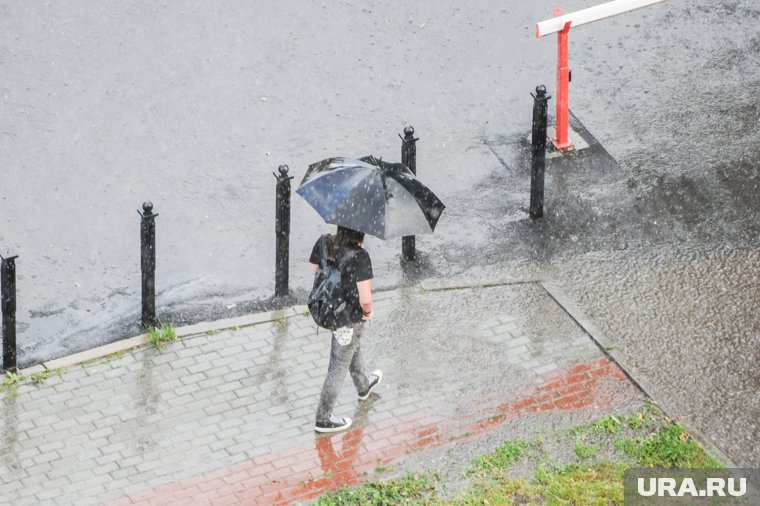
[296,155,445,240]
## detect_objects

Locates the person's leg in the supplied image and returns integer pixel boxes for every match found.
[348,323,369,394]
[348,323,383,399]
[316,331,360,423]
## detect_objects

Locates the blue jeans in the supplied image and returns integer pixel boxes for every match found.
[316,322,369,423]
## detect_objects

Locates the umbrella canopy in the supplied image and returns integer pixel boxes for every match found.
[296,155,445,240]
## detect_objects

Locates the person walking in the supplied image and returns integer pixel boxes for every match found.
[309,226,383,433]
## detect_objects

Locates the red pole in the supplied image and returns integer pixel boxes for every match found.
[554,8,573,151]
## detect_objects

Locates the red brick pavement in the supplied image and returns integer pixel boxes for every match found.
[110,357,641,505]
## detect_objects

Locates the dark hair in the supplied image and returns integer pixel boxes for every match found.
[327,226,364,262]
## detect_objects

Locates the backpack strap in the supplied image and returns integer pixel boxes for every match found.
[320,235,359,270]
[336,246,359,270]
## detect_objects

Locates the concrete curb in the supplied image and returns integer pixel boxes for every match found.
[18,304,311,375]
[419,278,542,292]
[540,280,738,468]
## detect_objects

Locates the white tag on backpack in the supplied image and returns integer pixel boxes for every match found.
[334,326,354,346]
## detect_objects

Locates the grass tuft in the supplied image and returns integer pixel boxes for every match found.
[30,369,60,386]
[467,439,534,475]
[574,443,599,459]
[1,368,62,397]
[615,423,722,468]
[1,371,24,396]
[590,414,623,434]
[146,323,178,348]
[625,411,646,429]
[314,472,437,505]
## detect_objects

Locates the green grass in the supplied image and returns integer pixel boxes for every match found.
[614,424,722,468]
[313,408,722,505]
[146,323,177,347]
[573,443,599,459]
[435,462,627,506]
[1,368,62,397]
[533,462,626,505]
[314,473,437,505]
[625,411,646,429]
[29,369,60,386]
[1,371,25,396]
[589,414,623,434]
[467,439,535,475]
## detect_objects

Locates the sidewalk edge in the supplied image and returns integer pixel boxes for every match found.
[540,280,738,468]
[30,305,310,373]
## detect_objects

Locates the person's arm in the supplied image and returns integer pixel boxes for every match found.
[308,235,324,274]
[357,279,373,320]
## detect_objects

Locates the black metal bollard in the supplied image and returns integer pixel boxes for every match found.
[400,126,419,260]
[274,165,293,298]
[139,202,158,329]
[530,85,551,219]
[1,253,18,371]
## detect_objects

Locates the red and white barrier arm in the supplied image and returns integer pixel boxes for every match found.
[537,0,667,38]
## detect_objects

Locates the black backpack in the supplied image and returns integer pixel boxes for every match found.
[308,236,357,330]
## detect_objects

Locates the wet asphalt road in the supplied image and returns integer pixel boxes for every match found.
[1,0,758,465]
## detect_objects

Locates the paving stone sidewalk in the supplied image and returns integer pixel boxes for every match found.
[0,282,644,505]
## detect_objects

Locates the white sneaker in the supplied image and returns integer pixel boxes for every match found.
[314,414,353,433]
[358,370,383,400]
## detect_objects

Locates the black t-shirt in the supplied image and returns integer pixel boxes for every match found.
[309,235,373,323]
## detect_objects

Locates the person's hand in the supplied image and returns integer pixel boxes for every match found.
[362,310,373,321]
